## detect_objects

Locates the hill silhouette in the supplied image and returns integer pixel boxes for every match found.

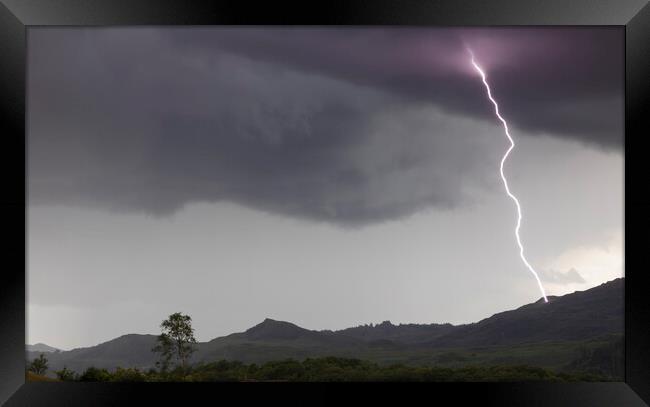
[425,278,623,347]
[28,278,624,378]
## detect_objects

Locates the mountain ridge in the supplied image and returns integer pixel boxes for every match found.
[28,278,624,376]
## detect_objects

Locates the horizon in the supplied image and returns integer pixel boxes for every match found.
[28,276,623,351]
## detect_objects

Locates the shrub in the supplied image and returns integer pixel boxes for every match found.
[79,367,111,382]
[110,367,146,382]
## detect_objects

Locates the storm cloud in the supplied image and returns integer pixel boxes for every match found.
[168,27,623,147]
[28,28,622,224]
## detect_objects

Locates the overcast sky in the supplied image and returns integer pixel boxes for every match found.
[27,27,623,350]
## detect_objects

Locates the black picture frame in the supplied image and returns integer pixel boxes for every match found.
[1,1,648,405]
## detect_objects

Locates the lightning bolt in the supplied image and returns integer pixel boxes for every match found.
[468,49,549,303]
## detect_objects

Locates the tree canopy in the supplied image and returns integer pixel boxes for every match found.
[152,312,197,372]
[28,353,48,375]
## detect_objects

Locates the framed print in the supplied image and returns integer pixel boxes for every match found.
[1,0,649,405]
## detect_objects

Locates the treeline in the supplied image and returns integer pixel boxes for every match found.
[28,312,621,382]
[567,336,624,378]
[41,357,613,382]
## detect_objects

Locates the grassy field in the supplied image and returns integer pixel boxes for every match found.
[356,337,620,370]
[26,372,59,382]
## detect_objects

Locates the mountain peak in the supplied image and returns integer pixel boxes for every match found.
[245,318,310,341]
[27,343,61,353]
[254,318,291,327]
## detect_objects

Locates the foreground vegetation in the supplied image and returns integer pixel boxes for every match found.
[27,357,614,382]
[25,371,58,382]
[28,311,622,382]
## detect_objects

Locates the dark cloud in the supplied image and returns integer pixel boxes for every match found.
[167,27,623,148]
[28,28,622,224]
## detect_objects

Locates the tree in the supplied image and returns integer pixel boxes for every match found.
[54,366,76,381]
[152,312,197,372]
[28,353,48,375]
